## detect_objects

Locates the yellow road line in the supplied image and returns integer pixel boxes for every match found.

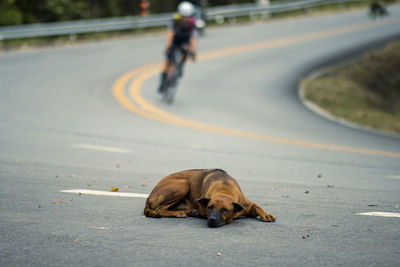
[112,17,400,158]
[197,17,400,62]
[111,63,164,120]
[128,68,400,158]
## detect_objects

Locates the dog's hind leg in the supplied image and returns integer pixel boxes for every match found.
[144,178,192,218]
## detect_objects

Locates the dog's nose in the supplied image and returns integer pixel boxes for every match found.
[208,217,217,227]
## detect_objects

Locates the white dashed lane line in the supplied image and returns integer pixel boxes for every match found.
[73,144,132,153]
[61,189,149,198]
[358,212,400,218]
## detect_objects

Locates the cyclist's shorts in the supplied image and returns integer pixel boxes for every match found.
[166,43,187,61]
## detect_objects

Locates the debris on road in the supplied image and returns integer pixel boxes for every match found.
[110,187,119,192]
[49,200,62,204]
[73,237,83,243]
[89,227,109,230]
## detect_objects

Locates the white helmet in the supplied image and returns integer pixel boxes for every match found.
[178,1,195,17]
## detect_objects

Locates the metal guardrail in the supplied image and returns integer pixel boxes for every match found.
[0,0,365,40]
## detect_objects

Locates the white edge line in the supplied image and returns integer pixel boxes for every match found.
[61,189,149,198]
[358,212,400,218]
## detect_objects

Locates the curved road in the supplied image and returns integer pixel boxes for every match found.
[1,6,400,266]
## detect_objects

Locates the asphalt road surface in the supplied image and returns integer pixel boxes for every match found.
[1,5,400,267]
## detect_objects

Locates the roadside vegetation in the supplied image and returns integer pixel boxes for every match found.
[302,41,400,135]
[0,0,383,51]
[0,0,290,26]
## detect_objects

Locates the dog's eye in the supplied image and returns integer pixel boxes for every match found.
[208,205,214,210]
[221,208,228,213]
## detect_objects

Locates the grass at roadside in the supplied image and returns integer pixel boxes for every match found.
[302,41,400,135]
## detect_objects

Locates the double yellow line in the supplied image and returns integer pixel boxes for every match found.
[112,17,400,158]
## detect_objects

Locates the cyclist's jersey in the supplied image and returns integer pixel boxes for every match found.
[168,13,198,46]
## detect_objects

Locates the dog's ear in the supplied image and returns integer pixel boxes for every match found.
[232,202,246,213]
[196,198,210,208]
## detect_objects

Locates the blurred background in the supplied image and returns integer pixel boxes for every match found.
[0,0,276,26]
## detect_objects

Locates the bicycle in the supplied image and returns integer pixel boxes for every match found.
[160,46,189,104]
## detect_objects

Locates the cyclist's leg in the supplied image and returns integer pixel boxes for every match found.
[180,43,190,64]
[167,45,179,79]
[158,47,174,92]
[177,43,189,77]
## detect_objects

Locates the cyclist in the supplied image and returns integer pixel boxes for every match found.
[158,1,198,93]
[369,0,389,17]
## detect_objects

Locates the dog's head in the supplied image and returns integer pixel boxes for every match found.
[196,197,246,227]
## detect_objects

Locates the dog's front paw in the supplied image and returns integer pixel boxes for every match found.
[260,213,275,222]
[190,209,200,217]
[176,211,188,218]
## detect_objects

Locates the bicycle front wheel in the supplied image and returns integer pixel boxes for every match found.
[164,79,178,104]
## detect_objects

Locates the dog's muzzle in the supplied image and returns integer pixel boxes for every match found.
[207,214,223,228]
[208,217,217,227]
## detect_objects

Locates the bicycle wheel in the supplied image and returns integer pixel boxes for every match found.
[164,73,178,104]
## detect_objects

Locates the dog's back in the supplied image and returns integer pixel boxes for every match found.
[200,169,244,198]
[153,168,237,200]
[144,169,220,217]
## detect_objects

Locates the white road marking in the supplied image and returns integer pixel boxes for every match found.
[89,227,109,230]
[358,212,400,218]
[388,175,400,180]
[73,144,131,153]
[61,189,149,198]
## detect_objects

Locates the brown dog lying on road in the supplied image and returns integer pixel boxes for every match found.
[144,169,275,227]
